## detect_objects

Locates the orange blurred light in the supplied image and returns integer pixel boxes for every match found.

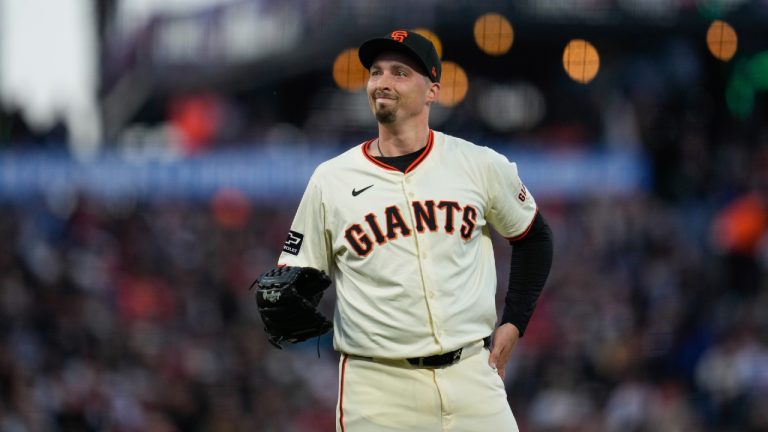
[474,13,514,56]
[438,61,468,107]
[168,93,220,154]
[707,20,738,62]
[333,48,368,91]
[562,39,600,84]
[711,194,766,255]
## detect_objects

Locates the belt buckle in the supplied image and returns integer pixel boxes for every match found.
[448,348,462,365]
[411,347,464,368]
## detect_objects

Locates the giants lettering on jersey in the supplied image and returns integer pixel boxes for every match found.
[344,200,478,256]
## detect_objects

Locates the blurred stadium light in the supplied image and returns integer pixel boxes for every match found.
[562,39,600,83]
[706,19,738,61]
[727,50,768,117]
[437,61,469,107]
[474,13,515,56]
[332,48,368,92]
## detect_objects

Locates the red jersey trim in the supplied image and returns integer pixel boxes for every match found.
[361,130,435,174]
[339,354,348,432]
[362,139,398,171]
[404,130,434,174]
[506,208,539,242]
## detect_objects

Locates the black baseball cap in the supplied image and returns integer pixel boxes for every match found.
[359,30,441,83]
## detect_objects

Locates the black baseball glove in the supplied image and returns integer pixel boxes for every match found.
[251,266,333,348]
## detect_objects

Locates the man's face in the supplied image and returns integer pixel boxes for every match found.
[367,52,439,124]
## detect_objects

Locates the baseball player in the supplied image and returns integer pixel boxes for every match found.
[263,30,553,431]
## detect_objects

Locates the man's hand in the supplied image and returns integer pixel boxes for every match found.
[488,323,521,379]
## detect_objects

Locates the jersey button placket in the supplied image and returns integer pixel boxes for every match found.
[403,175,443,347]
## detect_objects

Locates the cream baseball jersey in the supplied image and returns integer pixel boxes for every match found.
[277,130,537,359]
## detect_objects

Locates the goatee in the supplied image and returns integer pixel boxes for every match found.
[375,107,396,124]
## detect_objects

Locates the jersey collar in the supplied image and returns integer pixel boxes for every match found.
[362,130,434,174]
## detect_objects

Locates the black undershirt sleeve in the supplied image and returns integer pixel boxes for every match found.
[500,211,553,337]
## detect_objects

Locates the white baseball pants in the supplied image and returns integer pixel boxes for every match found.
[336,341,519,431]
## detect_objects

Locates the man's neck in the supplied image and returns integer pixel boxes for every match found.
[377,122,430,157]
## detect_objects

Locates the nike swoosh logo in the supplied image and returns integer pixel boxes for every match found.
[352,185,374,196]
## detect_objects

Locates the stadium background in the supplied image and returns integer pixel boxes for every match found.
[1,0,767,431]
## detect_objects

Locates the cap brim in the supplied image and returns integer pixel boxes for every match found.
[359,38,431,78]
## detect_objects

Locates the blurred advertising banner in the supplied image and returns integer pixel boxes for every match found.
[0,145,649,203]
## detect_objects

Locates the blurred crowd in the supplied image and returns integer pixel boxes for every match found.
[0,196,334,432]
[1,178,767,431]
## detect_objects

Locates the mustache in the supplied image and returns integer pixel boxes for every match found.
[373,90,397,99]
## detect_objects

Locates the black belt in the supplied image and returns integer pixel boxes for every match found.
[406,336,492,368]
[407,349,462,367]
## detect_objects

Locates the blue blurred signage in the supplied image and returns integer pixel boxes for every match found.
[0,146,649,202]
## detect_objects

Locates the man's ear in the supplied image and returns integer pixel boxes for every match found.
[426,82,440,104]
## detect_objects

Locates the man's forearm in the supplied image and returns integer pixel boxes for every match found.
[500,212,554,336]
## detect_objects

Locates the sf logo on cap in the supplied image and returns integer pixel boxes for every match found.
[390,30,408,42]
